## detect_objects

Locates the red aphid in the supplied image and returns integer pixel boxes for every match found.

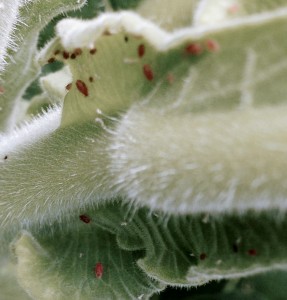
[248,249,257,256]
[138,44,145,58]
[143,64,154,81]
[76,80,89,97]
[185,43,203,55]
[79,214,91,224]
[95,262,104,278]
[47,57,55,64]
[0,86,4,94]
[206,39,220,52]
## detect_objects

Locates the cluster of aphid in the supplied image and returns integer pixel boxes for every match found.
[46,34,220,103]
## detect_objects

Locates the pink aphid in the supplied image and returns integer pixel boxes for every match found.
[79,214,91,224]
[143,64,154,81]
[95,262,104,278]
[227,4,240,14]
[167,73,174,84]
[76,80,89,97]
[206,39,220,52]
[138,44,145,58]
[185,43,203,56]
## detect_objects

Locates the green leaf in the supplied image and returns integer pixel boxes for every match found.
[13,223,164,299]
[220,271,287,300]
[108,0,143,10]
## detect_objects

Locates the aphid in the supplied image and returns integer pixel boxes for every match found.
[248,249,257,256]
[74,48,82,56]
[124,36,129,42]
[206,39,220,52]
[76,80,89,97]
[232,243,239,253]
[89,76,94,82]
[138,44,145,58]
[0,86,4,94]
[185,43,202,55]
[167,73,174,84]
[227,4,239,14]
[65,83,72,90]
[47,57,55,64]
[4,155,8,160]
[95,262,104,278]
[54,50,60,55]
[199,253,207,260]
[89,48,97,55]
[79,214,91,224]
[62,51,70,59]
[143,64,154,81]
[70,53,76,59]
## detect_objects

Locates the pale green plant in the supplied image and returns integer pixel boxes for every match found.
[1,0,287,299]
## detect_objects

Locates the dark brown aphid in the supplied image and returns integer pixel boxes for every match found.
[232,243,239,253]
[89,48,97,55]
[248,249,257,256]
[138,44,145,58]
[65,83,72,90]
[79,214,91,224]
[74,48,82,56]
[199,253,207,260]
[89,76,94,82]
[62,51,70,59]
[54,50,60,55]
[124,36,129,42]
[4,155,8,160]
[47,57,55,64]
[76,80,89,97]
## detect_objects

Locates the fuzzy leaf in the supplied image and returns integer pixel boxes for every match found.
[13,224,164,299]
[40,66,72,103]
[194,0,287,26]
[0,0,22,71]
[36,10,287,212]
[0,257,31,300]
[0,0,86,130]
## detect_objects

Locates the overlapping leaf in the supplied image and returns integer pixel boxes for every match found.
[13,218,164,300]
